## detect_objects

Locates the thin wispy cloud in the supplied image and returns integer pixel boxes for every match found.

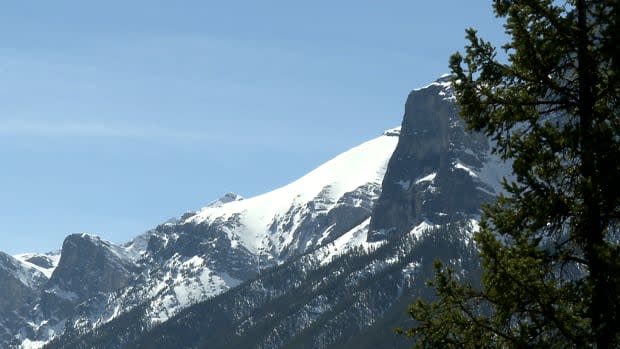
[0,118,314,150]
[0,119,219,146]
[0,119,181,137]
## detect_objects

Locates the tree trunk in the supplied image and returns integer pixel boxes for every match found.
[576,0,611,347]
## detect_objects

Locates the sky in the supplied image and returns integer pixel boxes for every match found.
[0,1,508,255]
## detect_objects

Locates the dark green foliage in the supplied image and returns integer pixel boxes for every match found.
[405,0,620,347]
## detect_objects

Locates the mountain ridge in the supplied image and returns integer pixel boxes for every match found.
[1,76,511,348]
[4,125,402,349]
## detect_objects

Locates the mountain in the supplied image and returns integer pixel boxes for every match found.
[42,76,511,349]
[1,76,511,348]
[0,252,48,346]
[45,221,481,349]
[2,119,400,348]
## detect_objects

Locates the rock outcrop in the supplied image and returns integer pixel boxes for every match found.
[368,76,495,241]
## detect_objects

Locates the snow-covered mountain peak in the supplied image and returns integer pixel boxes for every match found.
[182,131,399,255]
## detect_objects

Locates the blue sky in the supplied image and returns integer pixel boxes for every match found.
[0,1,507,254]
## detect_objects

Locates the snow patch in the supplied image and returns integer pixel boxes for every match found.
[19,339,47,349]
[415,172,436,184]
[410,220,438,239]
[316,223,337,245]
[454,162,478,178]
[317,218,384,266]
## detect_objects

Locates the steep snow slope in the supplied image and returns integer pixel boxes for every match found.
[183,128,400,258]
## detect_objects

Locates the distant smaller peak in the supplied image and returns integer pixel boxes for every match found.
[383,126,401,137]
[207,192,244,208]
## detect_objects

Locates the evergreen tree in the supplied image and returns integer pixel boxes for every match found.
[403,0,620,347]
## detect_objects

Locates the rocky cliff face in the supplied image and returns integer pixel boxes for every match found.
[368,76,501,241]
[0,252,46,314]
[39,234,140,319]
[0,252,48,347]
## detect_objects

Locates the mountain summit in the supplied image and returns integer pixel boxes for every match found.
[369,76,509,241]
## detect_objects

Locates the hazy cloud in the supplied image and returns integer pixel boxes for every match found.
[0,118,227,146]
[0,118,320,150]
